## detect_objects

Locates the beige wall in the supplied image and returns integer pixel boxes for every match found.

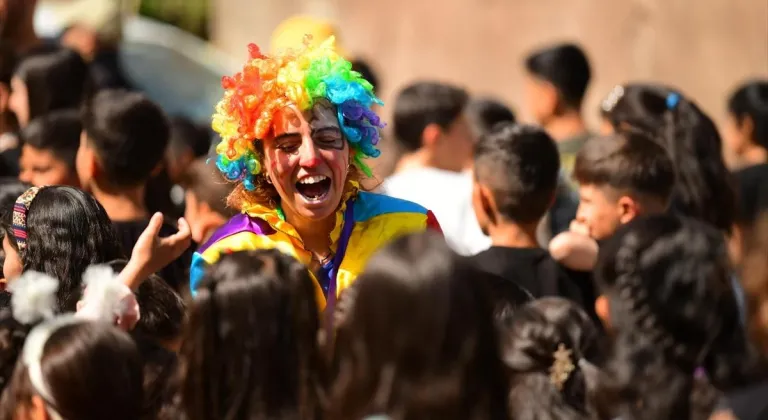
[212,0,768,171]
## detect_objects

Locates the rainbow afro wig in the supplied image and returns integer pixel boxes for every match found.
[211,36,384,192]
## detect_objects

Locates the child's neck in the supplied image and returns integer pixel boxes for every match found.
[544,112,587,142]
[91,184,148,222]
[488,221,539,249]
[739,145,768,167]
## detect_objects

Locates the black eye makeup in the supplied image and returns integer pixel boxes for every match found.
[312,127,344,150]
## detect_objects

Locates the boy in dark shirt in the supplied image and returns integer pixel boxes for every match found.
[76,89,191,290]
[470,123,586,306]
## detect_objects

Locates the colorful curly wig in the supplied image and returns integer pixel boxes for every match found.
[211,36,384,194]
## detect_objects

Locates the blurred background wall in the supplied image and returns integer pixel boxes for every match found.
[211,0,768,131]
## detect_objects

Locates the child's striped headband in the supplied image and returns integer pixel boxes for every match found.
[12,186,43,251]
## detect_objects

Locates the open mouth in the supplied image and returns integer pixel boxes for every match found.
[295,175,332,202]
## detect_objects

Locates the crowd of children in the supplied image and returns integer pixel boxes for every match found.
[0,1,765,419]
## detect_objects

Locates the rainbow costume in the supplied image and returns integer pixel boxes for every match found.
[190,37,441,307]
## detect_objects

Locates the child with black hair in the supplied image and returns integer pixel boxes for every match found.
[328,231,510,420]
[524,43,592,176]
[601,83,736,234]
[77,89,192,290]
[465,97,516,141]
[592,215,758,420]
[18,110,81,187]
[181,159,237,245]
[179,249,323,420]
[470,123,588,307]
[165,116,211,185]
[724,80,768,228]
[501,297,604,420]
[8,48,89,128]
[1,186,122,312]
[383,81,489,255]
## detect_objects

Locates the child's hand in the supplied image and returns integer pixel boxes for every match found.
[549,229,599,272]
[569,219,591,237]
[121,213,191,289]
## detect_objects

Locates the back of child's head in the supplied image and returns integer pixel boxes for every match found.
[474,123,560,224]
[573,131,675,205]
[501,297,602,420]
[393,81,469,152]
[328,231,509,420]
[727,80,768,150]
[525,43,591,110]
[466,97,516,140]
[167,117,210,164]
[0,319,143,420]
[13,48,89,123]
[19,110,81,185]
[594,214,754,419]
[182,159,237,218]
[81,89,170,188]
[602,83,736,232]
[1,186,122,312]
[180,249,321,420]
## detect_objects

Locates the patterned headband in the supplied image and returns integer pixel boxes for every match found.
[12,186,42,251]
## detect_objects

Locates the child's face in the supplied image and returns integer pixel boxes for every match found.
[523,73,557,124]
[8,76,29,128]
[435,114,475,171]
[19,145,78,187]
[722,114,753,157]
[575,184,623,241]
[2,235,21,282]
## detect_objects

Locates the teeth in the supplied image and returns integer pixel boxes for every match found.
[298,175,328,185]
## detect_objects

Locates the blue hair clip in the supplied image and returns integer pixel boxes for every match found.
[666,93,680,110]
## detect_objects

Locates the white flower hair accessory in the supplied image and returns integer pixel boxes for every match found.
[7,271,59,324]
[76,265,140,330]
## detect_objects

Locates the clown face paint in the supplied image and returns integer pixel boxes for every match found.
[263,100,350,222]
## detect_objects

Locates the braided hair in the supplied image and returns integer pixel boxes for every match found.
[593,214,756,420]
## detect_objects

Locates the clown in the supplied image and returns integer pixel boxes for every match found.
[190,36,441,308]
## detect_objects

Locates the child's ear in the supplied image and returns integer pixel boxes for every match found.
[617,195,640,224]
[421,123,442,149]
[595,295,611,330]
[477,183,498,225]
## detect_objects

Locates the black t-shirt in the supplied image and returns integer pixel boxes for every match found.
[113,220,192,292]
[721,380,768,420]
[470,246,595,312]
[735,163,768,225]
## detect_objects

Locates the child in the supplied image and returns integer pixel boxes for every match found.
[470,123,588,306]
[523,43,592,177]
[382,81,489,255]
[77,89,191,290]
[549,131,676,271]
[179,249,323,420]
[18,110,81,187]
[1,186,123,312]
[165,116,211,185]
[328,232,510,420]
[724,80,768,228]
[181,159,237,245]
[593,215,755,420]
[0,319,143,420]
[502,297,604,420]
[601,83,736,234]
[8,48,89,128]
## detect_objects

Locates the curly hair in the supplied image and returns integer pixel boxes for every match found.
[604,84,736,233]
[1,186,122,312]
[593,214,757,420]
[501,297,603,420]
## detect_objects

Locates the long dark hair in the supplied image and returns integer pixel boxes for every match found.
[604,83,736,232]
[501,297,603,420]
[327,232,509,420]
[1,186,122,312]
[14,48,90,122]
[593,214,757,420]
[179,250,323,420]
[0,321,143,420]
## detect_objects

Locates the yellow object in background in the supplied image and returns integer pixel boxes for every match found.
[270,15,348,58]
